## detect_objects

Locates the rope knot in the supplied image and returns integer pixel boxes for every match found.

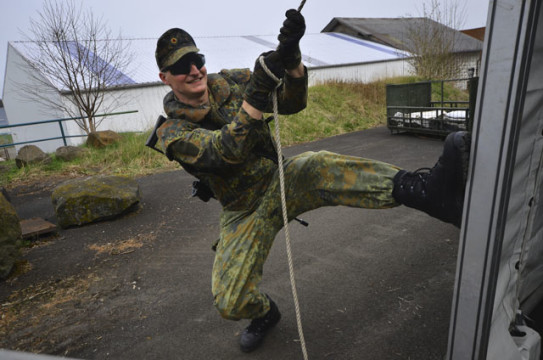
[258,55,283,90]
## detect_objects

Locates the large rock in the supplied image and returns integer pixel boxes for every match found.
[86,130,122,148]
[55,145,87,161]
[15,145,52,168]
[0,191,22,280]
[51,175,140,228]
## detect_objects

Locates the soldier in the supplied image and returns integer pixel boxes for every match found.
[151,9,470,353]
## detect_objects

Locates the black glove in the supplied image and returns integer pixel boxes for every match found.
[277,9,305,70]
[244,51,284,112]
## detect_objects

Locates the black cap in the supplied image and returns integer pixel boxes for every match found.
[155,28,200,71]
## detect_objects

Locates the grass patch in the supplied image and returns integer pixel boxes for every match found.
[274,80,389,145]
[0,132,177,188]
[435,82,470,103]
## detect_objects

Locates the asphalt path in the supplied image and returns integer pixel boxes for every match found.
[3,126,460,360]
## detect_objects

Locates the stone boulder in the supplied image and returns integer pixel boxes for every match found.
[15,145,52,168]
[0,191,22,280]
[55,146,87,162]
[86,130,122,148]
[51,175,140,228]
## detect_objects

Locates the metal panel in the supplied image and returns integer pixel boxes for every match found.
[516,0,543,311]
[447,0,543,359]
[307,59,412,86]
[386,82,432,111]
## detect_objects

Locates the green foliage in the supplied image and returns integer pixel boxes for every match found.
[0,162,20,185]
[274,80,389,145]
[431,81,470,103]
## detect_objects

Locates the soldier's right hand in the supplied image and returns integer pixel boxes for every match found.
[277,9,305,70]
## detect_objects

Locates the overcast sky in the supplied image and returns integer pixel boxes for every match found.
[0,0,490,98]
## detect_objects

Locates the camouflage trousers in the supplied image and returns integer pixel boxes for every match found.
[211,150,400,320]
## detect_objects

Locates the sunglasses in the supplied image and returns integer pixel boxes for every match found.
[165,53,206,75]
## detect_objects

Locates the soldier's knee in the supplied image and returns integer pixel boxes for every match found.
[306,150,334,166]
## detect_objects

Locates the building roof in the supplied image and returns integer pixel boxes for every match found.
[321,17,483,53]
[462,27,486,41]
[8,32,406,92]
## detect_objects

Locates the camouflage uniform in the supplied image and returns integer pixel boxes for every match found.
[157,67,400,321]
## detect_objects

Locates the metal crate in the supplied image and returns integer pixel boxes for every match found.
[386,78,478,136]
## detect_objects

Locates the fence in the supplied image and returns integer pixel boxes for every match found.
[0,111,138,157]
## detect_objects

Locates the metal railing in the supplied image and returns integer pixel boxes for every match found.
[0,110,138,149]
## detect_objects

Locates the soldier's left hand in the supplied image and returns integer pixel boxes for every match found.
[243,51,285,111]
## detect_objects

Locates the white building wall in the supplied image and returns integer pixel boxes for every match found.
[3,44,70,153]
[92,84,170,133]
[308,59,413,86]
[457,52,482,78]
[63,83,170,146]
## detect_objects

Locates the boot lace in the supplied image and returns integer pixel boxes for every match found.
[245,304,279,334]
[247,319,267,333]
[247,317,271,334]
[400,167,431,197]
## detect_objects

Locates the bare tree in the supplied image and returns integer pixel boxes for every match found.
[20,0,133,133]
[404,0,467,79]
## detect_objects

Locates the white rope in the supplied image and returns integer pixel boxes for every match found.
[258,55,309,360]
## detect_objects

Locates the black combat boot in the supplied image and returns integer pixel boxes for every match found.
[239,297,281,352]
[392,131,471,228]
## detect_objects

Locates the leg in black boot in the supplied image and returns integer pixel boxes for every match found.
[239,297,281,352]
[392,131,471,227]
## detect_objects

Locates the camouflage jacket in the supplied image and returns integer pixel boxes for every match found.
[157,68,308,211]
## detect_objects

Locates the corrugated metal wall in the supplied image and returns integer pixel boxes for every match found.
[307,59,412,85]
